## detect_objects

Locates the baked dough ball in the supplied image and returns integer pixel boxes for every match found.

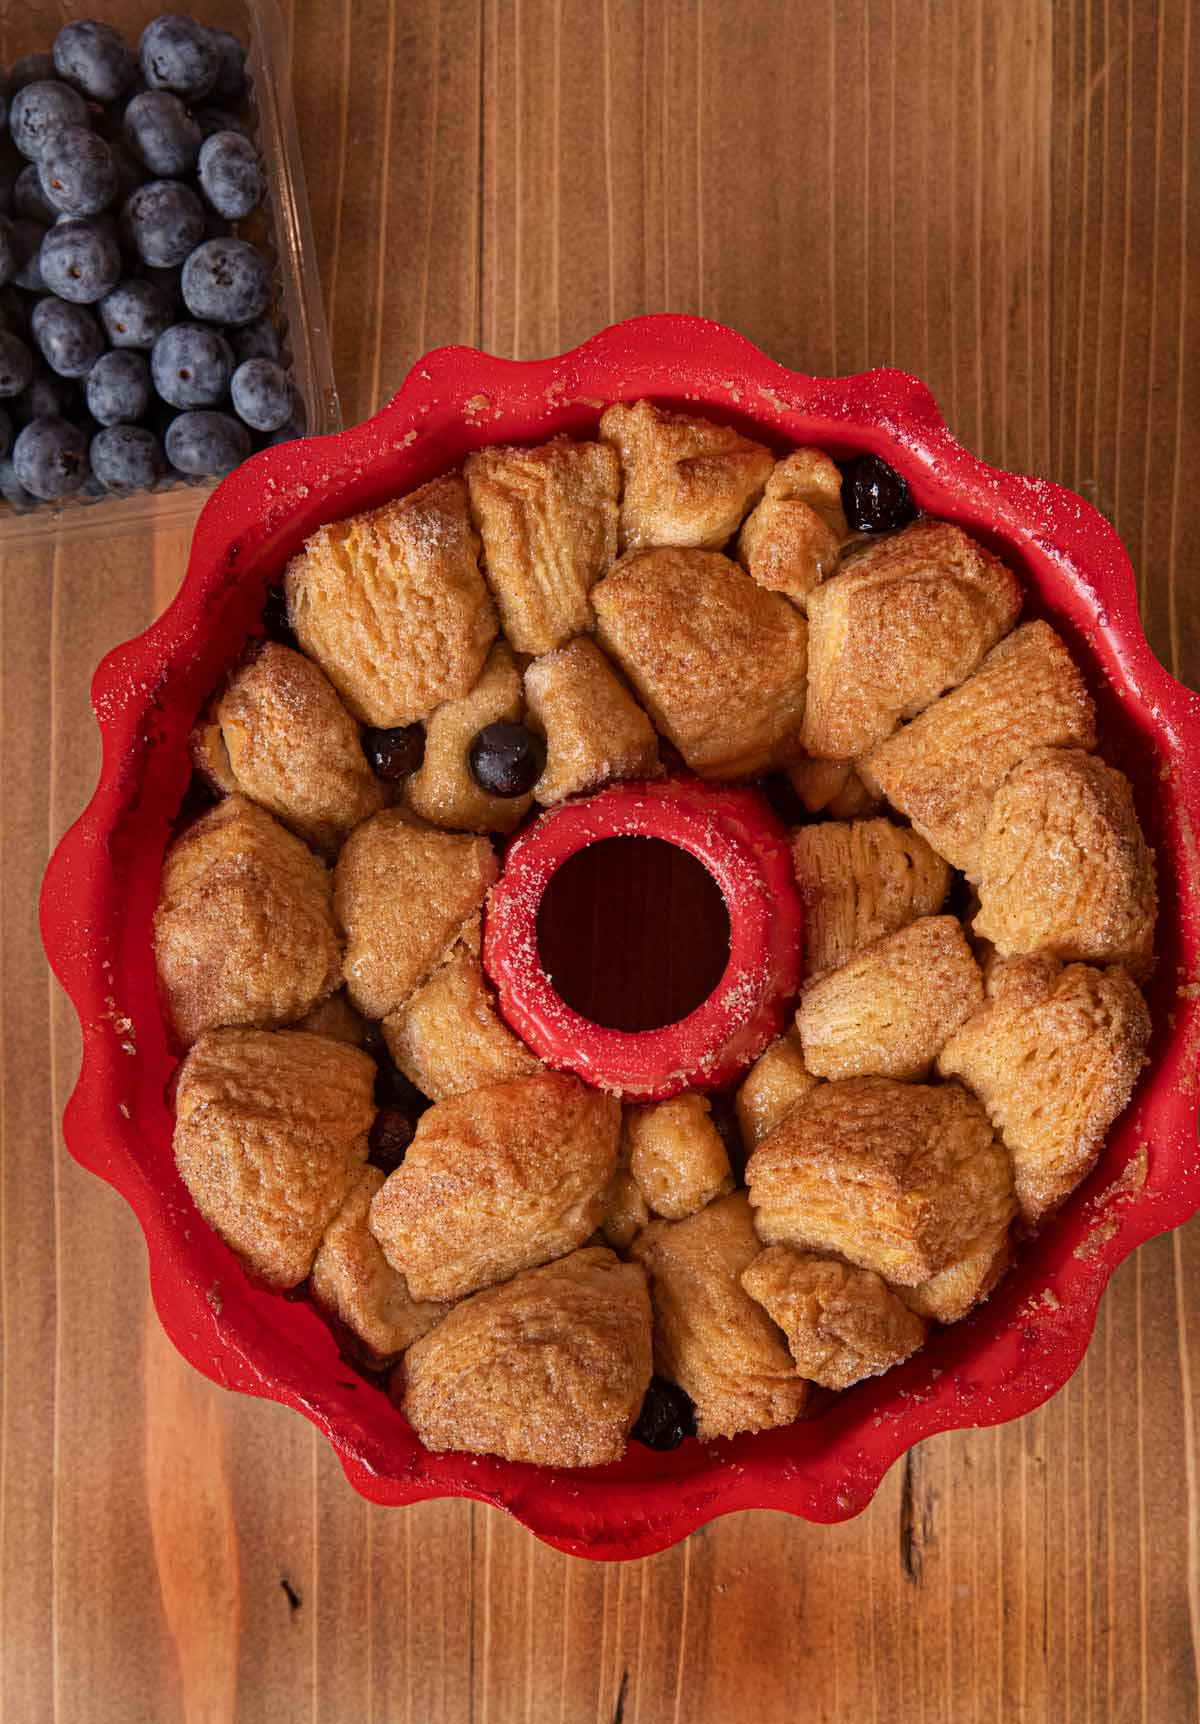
[295,987,367,1046]
[802,521,1021,759]
[623,1093,734,1220]
[860,621,1096,877]
[214,641,388,854]
[155,795,341,1046]
[796,915,983,1081]
[403,641,532,834]
[790,816,950,980]
[593,547,808,777]
[465,436,619,653]
[382,929,540,1101]
[746,1077,1015,1286]
[600,1168,651,1253]
[334,810,497,1018]
[311,1166,450,1361]
[189,708,238,795]
[972,748,1156,978]
[632,1192,807,1440]
[737,447,848,609]
[741,1247,927,1390]
[600,398,774,552]
[895,1210,1013,1323]
[173,1028,374,1287]
[400,1246,653,1467]
[735,1028,820,1151]
[937,953,1151,1226]
[369,1071,621,1301]
[524,636,661,804]
[285,475,497,727]
[787,757,879,819]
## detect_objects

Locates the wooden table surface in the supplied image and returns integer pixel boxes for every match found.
[3,1,1197,1719]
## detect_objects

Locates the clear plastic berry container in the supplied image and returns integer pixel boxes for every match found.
[0,0,340,546]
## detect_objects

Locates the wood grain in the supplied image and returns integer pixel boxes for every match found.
[2,1,1197,1719]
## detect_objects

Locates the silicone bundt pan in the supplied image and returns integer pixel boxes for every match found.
[40,315,1200,1560]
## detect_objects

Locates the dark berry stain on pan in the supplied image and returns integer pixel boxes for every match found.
[280,1576,302,1613]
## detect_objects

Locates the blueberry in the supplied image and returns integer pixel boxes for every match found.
[151,321,233,408]
[0,406,10,458]
[123,89,201,177]
[138,15,218,101]
[0,214,15,286]
[108,136,146,203]
[38,125,117,215]
[0,284,28,335]
[0,142,22,216]
[7,54,57,95]
[38,216,121,302]
[98,276,171,348]
[0,329,33,397]
[232,317,280,364]
[9,80,89,162]
[367,1106,415,1174]
[53,21,136,104]
[30,297,104,378]
[196,130,261,220]
[86,349,151,424]
[631,1377,697,1451]
[121,176,203,267]
[193,105,249,141]
[0,454,35,506]
[14,162,57,223]
[165,407,248,475]
[12,414,89,498]
[467,721,546,797]
[361,724,425,781]
[90,422,165,491]
[180,236,269,326]
[208,28,247,104]
[840,453,917,535]
[230,356,290,431]
[13,367,78,425]
[10,217,47,290]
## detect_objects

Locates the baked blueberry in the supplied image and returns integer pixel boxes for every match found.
[467,721,546,797]
[630,1376,697,1450]
[230,356,289,431]
[0,406,11,459]
[12,414,89,499]
[53,20,137,103]
[10,217,47,290]
[139,14,218,101]
[9,79,89,162]
[0,330,34,398]
[90,422,165,491]
[361,724,425,782]
[164,407,249,475]
[86,349,151,425]
[121,176,204,267]
[14,161,57,223]
[30,296,104,378]
[98,276,171,348]
[0,215,15,287]
[232,317,281,364]
[208,28,247,104]
[180,236,270,326]
[367,1105,416,1175]
[38,215,121,302]
[196,130,261,220]
[7,54,56,94]
[151,321,233,408]
[840,453,917,534]
[123,89,201,177]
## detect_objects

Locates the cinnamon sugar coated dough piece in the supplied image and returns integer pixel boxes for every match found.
[400,1246,653,1467]
[173,1028,375,1288]
[465,437,619,653]
[382,930,540,1101]
[284,475,497,727]
[524,636,661,804]
[632,1191,808,1440]
[189,708,238,794]
[154,795,341,1047]
[787,757,879,819]
[737,447,848,609]
[972,748,1157,978]
[937,953,1151,1226]
[746,1076,1016,1286]
[735,1028,820,1150]
[295,988,367,1046]
[334,811,497,1018]
[860,621,1097,877]
[802,520,1022,759]
[601,1168,651,1253]
[741,1247,927,1390]
[624,1093,734,1220]
[796,915,984,1081]
[896,1209,1013,1323]
[403,641,532,834]
[600,398,774,552]
[214,642,388,854]
[311,1167,450,1361]
[369,1072,621,1301]
[592,546,808,777]
[790,816,951,980]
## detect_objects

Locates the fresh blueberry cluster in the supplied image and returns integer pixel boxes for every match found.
[0,14,300,509]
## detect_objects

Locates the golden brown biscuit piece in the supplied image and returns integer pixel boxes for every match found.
[465,437,619,652]
[790,816,951,980]
[937,953,1151,1226]
[796,915,984,1081]
[746,1077,1015,1286]
[802,521,1022,759]
[973,748,1156,978]
[524,636,661,804]
[214,642,388,855]
[295,988,367,1047]
[285,475,497,727]
[787,758,879,819]
[334,810,497,1018]
[895,1211,1012,1323]
[400,1246,652,1467]
[593,547,808,777]
[741,1247,927,1389]
[189,707,237,795]
[403,641,532,834]
[600,398,774,552]
[860,622,1097,877]
[154,795,341,1047]
[311,1167,450,1362]
[632,1192,808,1440]
[369,1072,621,1301]
[601,1168,651,1253]
[624,1093,734,1220]
[382,930,540,1101]
[735,1028,820,1151]
[737,447,848,609]
[173,1028,374,1287]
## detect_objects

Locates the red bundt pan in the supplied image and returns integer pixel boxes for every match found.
[40,315,1200,1559]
